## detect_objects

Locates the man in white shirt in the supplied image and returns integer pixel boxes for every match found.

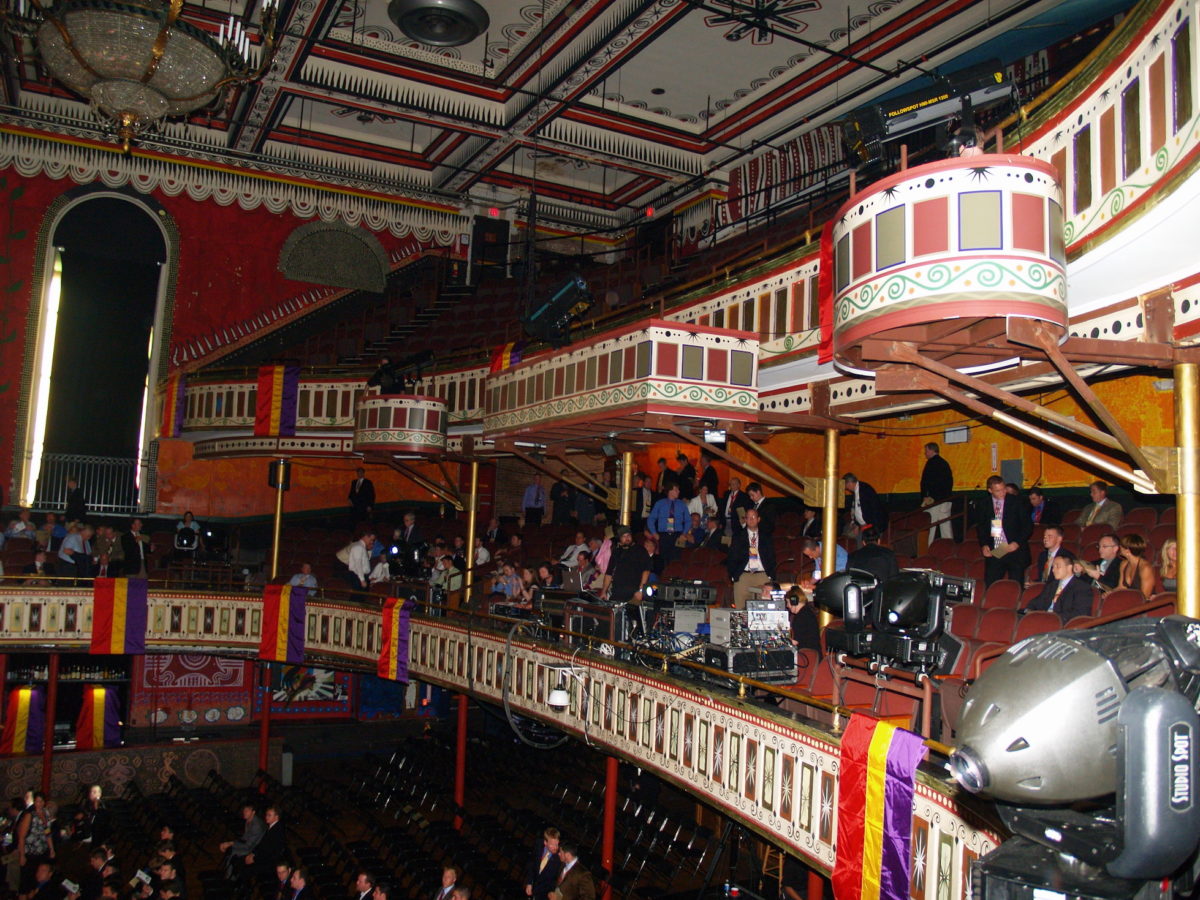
[558,531,589,568]
[344,531,375,594]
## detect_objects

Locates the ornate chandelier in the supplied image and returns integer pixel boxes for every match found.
[3,0,279,151]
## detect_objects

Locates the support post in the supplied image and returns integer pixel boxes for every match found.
[257,662,271,789]
[464,461,479,603]
[807,869,824,900]
[620,451,634,527]
[270,458,287,579]
[0,656,7,725]
[454,693,468,830]
[601,755,618,900]
[41,653,58,794]
[1176,363,1200,618]
[819,428,839,628]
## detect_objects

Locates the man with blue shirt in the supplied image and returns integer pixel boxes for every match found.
[58,524,94,582]
[522,474,547,527]
[800,537,846,581]
[647,484,689,569]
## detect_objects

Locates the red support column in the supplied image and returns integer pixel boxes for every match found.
[0,656,7,726]
[601,755,618,900]
[41,654,59,794]
[453,694,468,831]
[257,663,271,791]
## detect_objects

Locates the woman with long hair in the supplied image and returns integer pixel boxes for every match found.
[1116,533,1155,600]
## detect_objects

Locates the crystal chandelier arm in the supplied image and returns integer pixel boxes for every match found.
[26,0,106,82]
[141,0,183,81]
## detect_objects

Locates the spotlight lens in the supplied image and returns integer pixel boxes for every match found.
[949,748,988,794]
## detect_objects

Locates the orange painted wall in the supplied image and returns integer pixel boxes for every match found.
[155,439,459,519]
[632,375,1175,499]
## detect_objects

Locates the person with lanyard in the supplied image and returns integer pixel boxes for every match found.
[975,474,1032,586]
[1027,552,1093,622]
[522,474,547,527]
[726,508,774,609]
[646,484,689,569]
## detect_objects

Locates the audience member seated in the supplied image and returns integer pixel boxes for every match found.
[784,585,821,654]
[1031,525,1066,583]
[489,562,526,609]
[482,517,504,545]
[1078,480,1123,528]
[218,803,264,880]
[694,515,724,549]
[22,551,55,585]
[846,529,899,584]
[1026,552,1092,622]
[429,555,462,595]
[472,537,491,570]
[1159,538,1178,593]
[562,551,601,594]
[1077,533,1121,592]
[1027,487,1061,526]
[557,532,589,569]
[1116,533,1155,600]
[6,510,37,543]
[35,512,65,552]
[57,525,94,582]
[683,513,705,547]
[287,564,318,590]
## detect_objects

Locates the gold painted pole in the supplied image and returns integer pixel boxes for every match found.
[1175,363,1200,618]
[819,428,839,628]
[620,451,634,527]
[464,460,480,599]
[270,458,287,579]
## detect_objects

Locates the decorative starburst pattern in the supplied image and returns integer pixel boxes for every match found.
[702,0,821,45]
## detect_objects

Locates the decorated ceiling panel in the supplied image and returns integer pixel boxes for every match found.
[0,0,1088,230]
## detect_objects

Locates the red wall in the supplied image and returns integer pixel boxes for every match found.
[0,164,432,502]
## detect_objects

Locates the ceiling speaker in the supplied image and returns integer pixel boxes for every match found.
[387,0,490,47]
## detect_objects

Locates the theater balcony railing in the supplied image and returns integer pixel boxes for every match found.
[482,318,760,443]
[0,582,999,897]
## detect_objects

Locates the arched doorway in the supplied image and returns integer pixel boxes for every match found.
[15,189,178,515]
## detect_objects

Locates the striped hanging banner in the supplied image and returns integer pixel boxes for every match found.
[259,584,307,664]
[377,596,414,681]
[160,373,186,438]
[74,685,121,750]
[254,365,300,436]
[91,578,149,655]
[0,687,45,754]
[817,217,835,364]
[489,341,525,373]
[831,713,928,900]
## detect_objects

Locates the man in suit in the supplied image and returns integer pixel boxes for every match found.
[697,451,719,499]
[1027,553,1094,622]
[653,457,676,502]
[726,509,775,610]
[696,516,724,550]
[846,529,899,585]
[1078,481,1123,528]
[1027,488,1062,527]
[398,511,422,547]
[745,482,774,535]
[550,844,594,900]
[348,468,375,524]
[550,471,576,525]
[1031,526,1066,583]
[631,474,653,535]
[524,827,562,900]
[798,507,820,539]
[976,475,1033,586]
[288,867,309,900]
[843,473,887,544]
[483,518,505,546]
[432,866,459,900]
[721,477,752,539]
[1077,533,1122,591]
[121,518,151,577]
[273,865,294,900]
[22,551,54,584]
[675,452,696,499]
[245,808,288,880]
[350,872,375,900]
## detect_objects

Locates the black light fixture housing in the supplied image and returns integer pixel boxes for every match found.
[387,0,490,47]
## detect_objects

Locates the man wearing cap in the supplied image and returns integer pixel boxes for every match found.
[602,526,653,640]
